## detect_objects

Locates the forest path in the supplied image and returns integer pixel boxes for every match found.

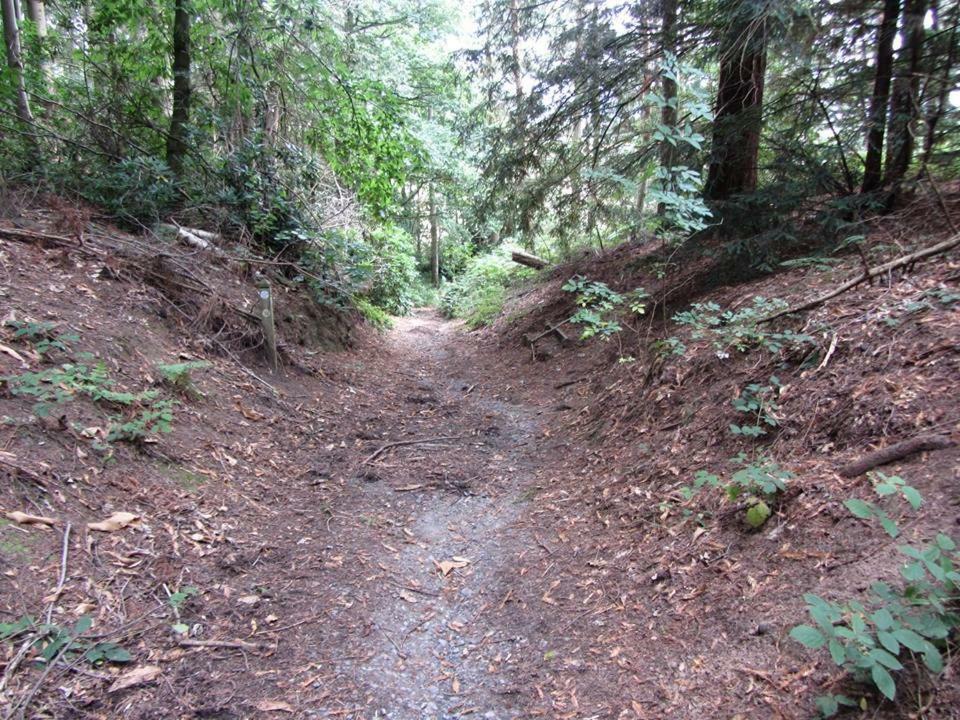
[269,309,542,719]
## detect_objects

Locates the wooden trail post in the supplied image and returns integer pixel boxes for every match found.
[255,278,279,372]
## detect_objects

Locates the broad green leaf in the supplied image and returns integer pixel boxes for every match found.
[870,663,896,700]
[815,695,839,717]
[901,486,922,510]
[879,515,900,538]
[922,646,943,673]
[892,628,925,651]
[828,639,845,665]
[844,499,873,519]
[935,533,956,551]
[900,562,925,582]
[871,608,894,630]
[876,630,899,655]
[789,625,826,649]
[868,648,903,670]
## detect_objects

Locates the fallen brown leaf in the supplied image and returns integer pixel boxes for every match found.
[435,558,470,576]
[0,343,30,368]
[109,665,162,693]
[87,511,139,532]
[255,700,295,713]
[5,510,57,527]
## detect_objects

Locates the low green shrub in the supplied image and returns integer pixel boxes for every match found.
[362,224,418,315]
[0,614,132,667]
[355,297,394,330]
[683,453,792,529]
[672,297,813,356]
[2,361,176,444]
[790,477,959,714]
[730,376,782,438]
[440,250,533,328]
[562,276,649,340]
[4,320,78,357]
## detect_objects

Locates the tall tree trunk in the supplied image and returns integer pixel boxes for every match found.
[24,0,43,35]
[884,0,927,188]
[657,0,678,216]
[1,0,34,125]
[918,0,956,176]
[166,0,191,179]
[705,2,767,201]
[861,0,901,193]
[429,185,440,287]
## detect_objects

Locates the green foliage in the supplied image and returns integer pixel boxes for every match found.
[4,320,79,357]
[355,298,394,331]
[168,586,200,611]
[683,454,792,529]
[361,225,419,316]
[2,362,176,444]
[3,362,148,415]
[440,250,533,328]
[0,614,132,667]
[562,276,648,340]
[647,55,715,243]
[168,585,200,635]
[672,297,813,356]
[108,400,175,443]
[791,482,959,714]
[156,361,211,399]
[844,473,922,539]
[730,377,781,437]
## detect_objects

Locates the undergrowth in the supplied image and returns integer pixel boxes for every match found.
[440,250,534,328]
[791,475,959,715]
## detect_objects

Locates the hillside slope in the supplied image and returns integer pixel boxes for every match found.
[0,191,958,720]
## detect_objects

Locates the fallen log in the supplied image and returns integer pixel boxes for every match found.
[762,233,960,323]
[158,222,221,251]
[838,434,956,478]
[512,250,549,270]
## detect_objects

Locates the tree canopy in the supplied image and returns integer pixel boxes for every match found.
[1,0,957,315]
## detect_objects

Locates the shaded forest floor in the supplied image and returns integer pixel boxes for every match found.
[1,194,959,719]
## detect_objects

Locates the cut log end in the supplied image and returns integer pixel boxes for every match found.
[511,251,549,270]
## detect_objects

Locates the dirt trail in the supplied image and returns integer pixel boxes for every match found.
[288,310,541,719]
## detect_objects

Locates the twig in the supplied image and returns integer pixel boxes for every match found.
[178,638,261,652]
[10,636,77,719]
[816,333,839,372]
[761,233,960,323]
[0,635,36,696]
[926,175,959,235]
[362,435,465,465]
[45,522,72,625]
[253,614,324,637]
[838,434,956,478]
[379,627,407,659]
